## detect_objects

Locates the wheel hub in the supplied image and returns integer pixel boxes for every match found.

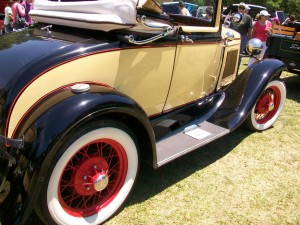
[93,173,109,192]
[256,93,274,114]
[267,102,275,112]
[73,157,109,196]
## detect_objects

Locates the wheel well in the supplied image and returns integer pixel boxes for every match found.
[82,112,154,168]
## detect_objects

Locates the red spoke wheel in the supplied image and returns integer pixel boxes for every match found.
[246,79,286,131]
[59,139,128,217]
[36,121,139,225]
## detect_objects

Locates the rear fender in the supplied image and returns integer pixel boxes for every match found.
[14,85,155,225]
[210,59,286,130]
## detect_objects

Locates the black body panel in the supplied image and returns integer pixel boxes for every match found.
[210,59,286,130]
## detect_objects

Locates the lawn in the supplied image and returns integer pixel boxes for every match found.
[104,58,300,225]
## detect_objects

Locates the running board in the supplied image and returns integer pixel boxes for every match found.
[156,121,230,167]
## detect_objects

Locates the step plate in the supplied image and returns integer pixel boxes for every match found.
[156,121,230,167]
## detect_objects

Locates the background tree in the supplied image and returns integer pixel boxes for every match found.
[280,0,300,18]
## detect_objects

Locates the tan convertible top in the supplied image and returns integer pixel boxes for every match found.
[30,0,163,31]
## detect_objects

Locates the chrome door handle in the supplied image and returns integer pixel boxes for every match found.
[125,15,175,45]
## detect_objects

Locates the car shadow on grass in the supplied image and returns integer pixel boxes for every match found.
[282,73,300,103]
[126,125,253,206]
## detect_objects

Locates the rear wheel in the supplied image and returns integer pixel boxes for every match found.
[35,121,139,225]
[245,79,286,131]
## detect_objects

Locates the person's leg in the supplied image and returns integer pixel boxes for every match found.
[4,24,13,33]
[248,56,257,66]
[259,41,267,60]
[240,35,248,54]
[238,35,248,69]
[248,41,267,66]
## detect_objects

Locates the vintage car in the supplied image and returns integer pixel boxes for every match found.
[266,23,300,74]
[0,0,287,224]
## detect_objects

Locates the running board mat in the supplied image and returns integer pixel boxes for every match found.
[156,121,230,167]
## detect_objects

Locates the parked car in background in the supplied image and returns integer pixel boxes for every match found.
[196,6,208,18]
[266,23,300,74]
[161,1,198,16]
[0,0,287,225]
[274,11,288,24]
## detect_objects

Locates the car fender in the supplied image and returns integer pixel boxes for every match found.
[210,58,286,130]
[13,85,155,225]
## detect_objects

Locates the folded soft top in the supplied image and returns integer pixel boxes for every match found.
[30,0,163,32]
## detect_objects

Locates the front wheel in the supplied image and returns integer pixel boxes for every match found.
[245,79,286,131]
[35,121,139,225]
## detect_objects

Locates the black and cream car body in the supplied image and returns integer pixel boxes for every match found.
[0,0,287,224]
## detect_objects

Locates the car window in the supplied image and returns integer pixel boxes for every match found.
[159,0,217,27]
[276,11,287,24]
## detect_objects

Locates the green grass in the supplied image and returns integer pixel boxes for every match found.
[25,58,300,225]
[104,58,300,225]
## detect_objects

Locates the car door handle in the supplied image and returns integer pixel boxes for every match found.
[125,15,175,45]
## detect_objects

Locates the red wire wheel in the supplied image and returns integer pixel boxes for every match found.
[39,123,139,225]
[254,86,281,124]
[58,139,128,217]
[246,79,286,131]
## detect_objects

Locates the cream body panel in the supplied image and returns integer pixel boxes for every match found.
[8,47,175,137]
[163,0,224,110]
[115,48,175,113]
[163,42,223,110]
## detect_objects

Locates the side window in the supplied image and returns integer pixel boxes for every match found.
[159,0,217,26]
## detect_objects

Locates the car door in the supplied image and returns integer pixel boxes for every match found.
[162,0,224,111]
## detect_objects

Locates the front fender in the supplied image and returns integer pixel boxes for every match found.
[210,59,286,130]
[14,84,155,225]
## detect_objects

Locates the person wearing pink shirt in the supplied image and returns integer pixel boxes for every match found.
[21,0,33,26]
[11,0,25,30]
[248,10,272,66]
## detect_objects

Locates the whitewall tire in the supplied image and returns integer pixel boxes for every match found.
[246,79,286,131]
[36,121,139,225]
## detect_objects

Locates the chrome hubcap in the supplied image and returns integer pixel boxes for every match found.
[93,173,109,192]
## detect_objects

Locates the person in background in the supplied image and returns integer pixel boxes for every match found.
[204,6,213,21]
[11,0,26,30]
[178,1,191,16]
[21,0,33,26]
[282,15,297,26]
[248,10,272,66]
[245,5,250,15]
[271,17,280,26]
[271,17,281,33]
[4,0,14,33]
[230,2,253,54]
